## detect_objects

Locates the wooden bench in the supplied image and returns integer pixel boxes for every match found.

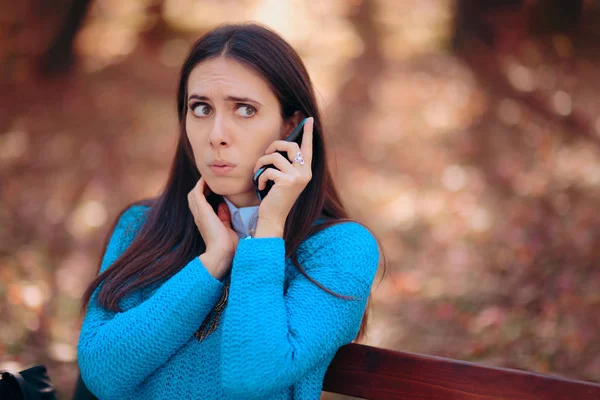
[322,343,600,400]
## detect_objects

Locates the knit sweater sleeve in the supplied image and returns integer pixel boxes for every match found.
[220,221,380,398]
[77,205,225,400]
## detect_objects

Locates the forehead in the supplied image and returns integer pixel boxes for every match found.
[187,57,275,101]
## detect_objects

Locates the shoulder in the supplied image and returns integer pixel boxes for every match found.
[113,202,152,239]
[309,220,378,247]
[295,220,380,296]
[118,204,151,223]
[300,220,380,265]
[117,205,149,227]
[116,200,152,226]
[99,203,152,275]
[314,220,376,242]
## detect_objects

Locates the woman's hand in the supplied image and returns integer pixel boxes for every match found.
[253,117,314,234]
[188,177,239,279]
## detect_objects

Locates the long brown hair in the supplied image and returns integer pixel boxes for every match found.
[80,23,386,341]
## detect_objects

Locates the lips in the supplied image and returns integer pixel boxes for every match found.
[208,160,236,175]
[209,160,236,167]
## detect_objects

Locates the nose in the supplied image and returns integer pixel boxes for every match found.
[208,116,230,148]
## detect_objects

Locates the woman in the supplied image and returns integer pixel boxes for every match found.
[78,23,383,400]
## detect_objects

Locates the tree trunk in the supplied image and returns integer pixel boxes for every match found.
[38,0,93,77]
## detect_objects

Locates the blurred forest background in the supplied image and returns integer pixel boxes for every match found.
[1,0,599,398]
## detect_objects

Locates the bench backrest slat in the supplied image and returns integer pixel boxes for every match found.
[323,343,600,400]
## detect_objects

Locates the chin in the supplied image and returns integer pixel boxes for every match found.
[204,177,252,196]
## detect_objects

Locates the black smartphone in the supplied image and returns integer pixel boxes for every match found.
[253,117,309,201]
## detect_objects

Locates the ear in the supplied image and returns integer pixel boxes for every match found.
[280,111,305,139]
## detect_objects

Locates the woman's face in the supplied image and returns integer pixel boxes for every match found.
[185,56,299,207]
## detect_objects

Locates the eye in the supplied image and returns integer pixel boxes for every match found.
[191,103,212,117]
[235,104,257,117]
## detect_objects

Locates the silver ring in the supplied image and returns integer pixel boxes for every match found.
[293,151,304,165]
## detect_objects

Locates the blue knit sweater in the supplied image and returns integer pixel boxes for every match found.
[77,205,380,399]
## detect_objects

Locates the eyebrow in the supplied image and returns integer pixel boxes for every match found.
[188,94,263,106]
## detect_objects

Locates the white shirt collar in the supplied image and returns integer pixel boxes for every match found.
[222,197,259,239]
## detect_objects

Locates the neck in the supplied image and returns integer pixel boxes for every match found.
[224,191,260,208]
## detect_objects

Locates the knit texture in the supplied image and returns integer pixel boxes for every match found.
[78,205,380,400]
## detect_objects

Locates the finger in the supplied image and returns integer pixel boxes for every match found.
[300,117,314,166]
[253,152,297,175]
[188,191,198,217]
[264,140,301,163]
[190,178,215,217]
[189,191,207,221]
[257,167,286,190]
[198,179,215,206]
[197,176,205,196]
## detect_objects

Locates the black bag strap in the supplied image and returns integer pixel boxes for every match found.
[0,365,56,400]
[0,371,24,400]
